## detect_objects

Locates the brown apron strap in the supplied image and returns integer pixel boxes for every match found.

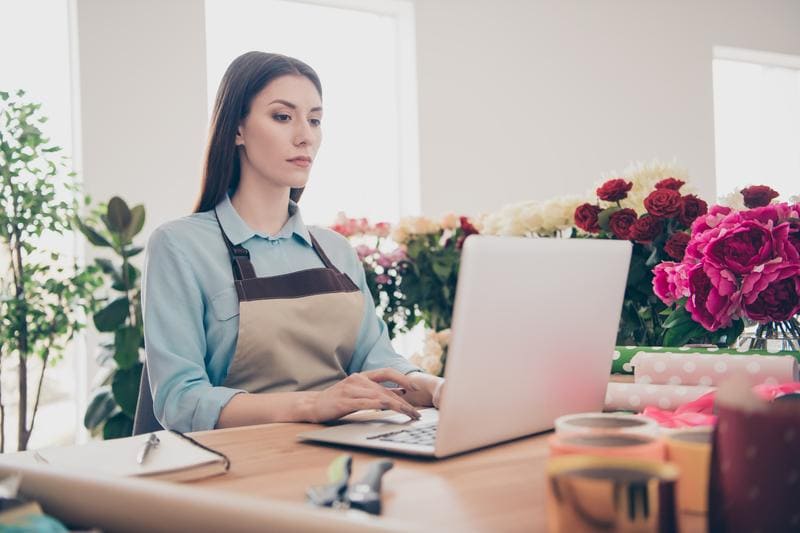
[214,209,257,280]
[308,231,339,272]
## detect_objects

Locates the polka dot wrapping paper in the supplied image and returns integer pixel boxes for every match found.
[605,382,714,412]
[610,346,800,375]
[631,351,798,387]
[708,384,800,532]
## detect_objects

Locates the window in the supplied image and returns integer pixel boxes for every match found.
[204,0,420,225]
[713,46,800,200]
[0,0,81,450]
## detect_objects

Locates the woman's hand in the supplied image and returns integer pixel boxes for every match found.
[405,372,445,409]
[306,369,423,423]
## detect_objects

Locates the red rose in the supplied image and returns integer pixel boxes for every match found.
[678,194,708,227]
[608,208,638,239]
[456,216,479,248]
[741,185,779,208]
[654,178,685,191]
[574,203,602,233]
[664,231,690,260]
[629,215,664,243]
[644,189,681,218]
[596,179,633,202]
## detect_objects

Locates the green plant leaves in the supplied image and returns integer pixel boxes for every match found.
[94,297,130,332]
[114,326,140,369]
[126,204,146,241]
[106,196,132,233]
[73,217,112,248]
[84,387,117,430]
[103,411,133,440]
[112,363,142,418]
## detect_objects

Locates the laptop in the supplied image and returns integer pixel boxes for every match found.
[298,236,632,458]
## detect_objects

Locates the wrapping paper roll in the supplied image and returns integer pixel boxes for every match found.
[604,382,714,412]
[548,433,665,461]
[555,413,659,437]
[546,455,678,533]
[611,345,800,375]
[708,380,800,533]
[632,351,798,387]
[665,428,712,514]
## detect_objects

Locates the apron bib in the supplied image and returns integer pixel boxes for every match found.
[214,211,364,393]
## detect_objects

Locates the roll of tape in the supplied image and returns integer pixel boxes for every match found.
[555,412,660,437]
[548,433,665,462]
[665,428,712,514]
[546,455,679,533]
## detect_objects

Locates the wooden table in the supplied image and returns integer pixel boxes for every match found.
[185,421,707,532]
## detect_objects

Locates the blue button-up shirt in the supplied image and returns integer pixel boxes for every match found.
[142,195,419,432]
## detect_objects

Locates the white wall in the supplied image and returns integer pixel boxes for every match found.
[76,0,208,235]
[412,0,800,217]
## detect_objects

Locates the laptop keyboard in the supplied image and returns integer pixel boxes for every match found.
[367,422,438,447]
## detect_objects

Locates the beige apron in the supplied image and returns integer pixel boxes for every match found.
[214,211,364,393]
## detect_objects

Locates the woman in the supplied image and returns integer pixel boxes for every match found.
[143,51,443,432]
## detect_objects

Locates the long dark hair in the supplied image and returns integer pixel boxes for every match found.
[194,51,322,213]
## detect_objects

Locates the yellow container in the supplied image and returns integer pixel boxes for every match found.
[665,428,712,514]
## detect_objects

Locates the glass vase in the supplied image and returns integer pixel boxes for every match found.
[735,317,800,352]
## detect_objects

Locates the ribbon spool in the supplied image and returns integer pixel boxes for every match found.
[664,428,712,514]
[547,455,678,533]
[548,433,665,462]
[555,413,659,437]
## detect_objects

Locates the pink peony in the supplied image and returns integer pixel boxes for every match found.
[741,260,800,323]
[653,262,690,305]
[355,244,376,260]
[690,205,733,235]
[684,262,741,331]
[372,222,391,238]
[704,219,775,275]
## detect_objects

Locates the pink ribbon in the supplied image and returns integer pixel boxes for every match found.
[641,382,800,428]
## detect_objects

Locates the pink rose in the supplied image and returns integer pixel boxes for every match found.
[355,244,376,260]
[741,261,800,323]
[653,262,690,305]
[685,262,741,331]
[376,253,394,269]
[372,222,391,238]
[705,219,775,275]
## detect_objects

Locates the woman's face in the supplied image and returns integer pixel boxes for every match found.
[235,74,322,192]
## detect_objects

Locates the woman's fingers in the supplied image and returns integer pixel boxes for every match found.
[349,383,421,420]
[361,368,420,392]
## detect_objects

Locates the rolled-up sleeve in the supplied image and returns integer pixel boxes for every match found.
[142,227,243,432]
[345,248,421,376]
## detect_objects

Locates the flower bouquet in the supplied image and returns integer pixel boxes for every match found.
[653,186,800,348]
[572,162,708,345]
[330,213,406,337]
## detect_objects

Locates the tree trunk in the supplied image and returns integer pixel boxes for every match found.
[0,344,4,453]
[18,353,29,451]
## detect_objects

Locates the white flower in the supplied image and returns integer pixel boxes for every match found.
[609,158,691,214]
[423,337,444,359]
[436,329,451,346]
[409,352,424,367]
[440,212,460,230]
[790,194,799,204]
[421,354,443,376]
[718,188,746,210]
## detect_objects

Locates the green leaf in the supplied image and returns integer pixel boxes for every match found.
[662,306,693,329]
[597,207,621,232]
[114,326,141,369]
[125,204,145,241]
[123,246,144,258]
[111,263,139,292]
[94,297,130,332]
[94,257,116,274]
[75,218,113,247]
[84,387,117,430]
[103,411,133,440]
[106,196,132,233]
[112,363,142,418]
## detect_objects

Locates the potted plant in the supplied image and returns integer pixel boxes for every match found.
[0,90,101,451]
[75,196,146,439]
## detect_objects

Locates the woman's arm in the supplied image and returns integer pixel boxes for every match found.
[216,369,423,428]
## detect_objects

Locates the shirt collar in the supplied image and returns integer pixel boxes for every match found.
[214,195,313,247]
